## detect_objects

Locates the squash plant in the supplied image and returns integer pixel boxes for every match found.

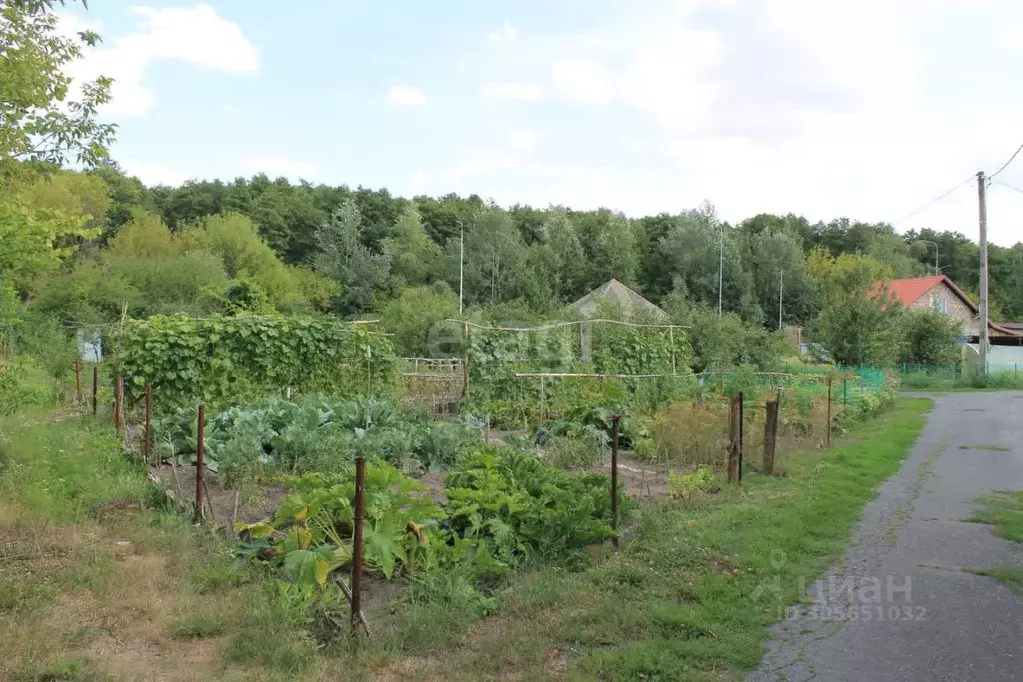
[117,313,398,409]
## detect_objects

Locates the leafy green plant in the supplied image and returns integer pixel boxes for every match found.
[155,394,482,482]
[667,467,714,499]
[117,313,398,409]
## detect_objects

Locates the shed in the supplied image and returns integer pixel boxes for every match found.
[570,279,668,320]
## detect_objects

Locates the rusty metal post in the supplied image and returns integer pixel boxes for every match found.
[728,395,741,484]
[763,400,779,475]
[92,366,98,416]
[73,360,82,404]
[114,375,123,433]
[144,384,153,464]
[611,414,621,549]
[738,391,744,483]
[195,404,205,523]
[826,376,832,447]
[539,376,546,420]
[461,323,470,398]
[351,456,366,630]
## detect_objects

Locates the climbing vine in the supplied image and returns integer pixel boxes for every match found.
[117,314,398,409]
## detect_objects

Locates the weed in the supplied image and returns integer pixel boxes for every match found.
[168,616,225,640]
[968,490,1023,543]
[36,658,88,681]
[965,566,1023,596]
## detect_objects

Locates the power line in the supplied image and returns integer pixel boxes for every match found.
[892,176,975,225]
[989,142,1023,181]
[992,179,1023,195]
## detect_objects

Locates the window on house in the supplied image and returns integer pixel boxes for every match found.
[931,292,948,313]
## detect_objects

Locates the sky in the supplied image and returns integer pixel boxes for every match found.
[57,0,1023,246]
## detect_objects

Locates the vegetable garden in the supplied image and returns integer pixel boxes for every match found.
[95,312,897,646]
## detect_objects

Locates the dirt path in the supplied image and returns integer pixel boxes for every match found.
[749,392,1023,681]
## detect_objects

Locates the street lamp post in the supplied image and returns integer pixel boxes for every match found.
[457,220,464,314]
[915,239,939,276]
[778,268,784,330]
[717,224,724,316]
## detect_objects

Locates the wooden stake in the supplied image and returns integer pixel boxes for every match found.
[144,384,153,464]
[728,395,741,484]
[351,457,366,631]
[611,414,621,549]
[826,376,832,447]
[73,359,82,404]
[114,375,123,434]
[195,404,206,523]
[763,400,779,475]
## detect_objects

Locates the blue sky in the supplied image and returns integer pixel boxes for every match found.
[60,1,1023,245]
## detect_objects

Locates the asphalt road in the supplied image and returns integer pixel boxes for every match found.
[749,392,1023,682]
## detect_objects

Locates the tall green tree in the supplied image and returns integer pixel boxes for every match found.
[381,204,440,288]
[0,0,115,183]
[314,199,390,314]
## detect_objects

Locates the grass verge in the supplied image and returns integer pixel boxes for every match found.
[966,490,1023,597]
[0,409,315,682]
[362,397,932,681]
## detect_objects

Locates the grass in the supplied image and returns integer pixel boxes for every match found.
[358,397,932,680]
[968,491,1023,544]
[899,369,1023,392]
[965,490,1023,597]
[964,567,1023,596]
[167,616,225,640]
[0,407,314,682]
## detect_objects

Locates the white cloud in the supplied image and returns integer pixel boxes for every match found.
[120,158,189,186]
[61,4,259,118]
[507,130,540,152]
[217,103,236,114]
[240,157,317,179]
[421,0,1023,241]
[480,82,543,101]
[488,21,518,43]
[385,86,428,107]
[550,61,614,105]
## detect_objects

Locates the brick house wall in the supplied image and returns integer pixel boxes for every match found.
[907,282,976,337]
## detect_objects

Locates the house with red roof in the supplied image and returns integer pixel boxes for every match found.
[873,275,1021,342]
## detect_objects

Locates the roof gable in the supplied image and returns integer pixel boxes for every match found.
[570,279,667,319]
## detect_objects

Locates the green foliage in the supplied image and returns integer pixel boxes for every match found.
[0,0,115,183]
[378,283,459,356]
[662,282,787,372]
[0,197,99,292]
[900,308,962,365]
[810,295,903,366]
[314,199,390,314]
[243,448,617,598]
[667,467,714,499]
[156,394,482,485]
[118,313,398,408]
[444,448,616,564]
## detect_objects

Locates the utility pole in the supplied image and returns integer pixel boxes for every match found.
[978,171,989,374]
[717,224,724,316]
[778,268,784,330]
[457,220,464,314]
